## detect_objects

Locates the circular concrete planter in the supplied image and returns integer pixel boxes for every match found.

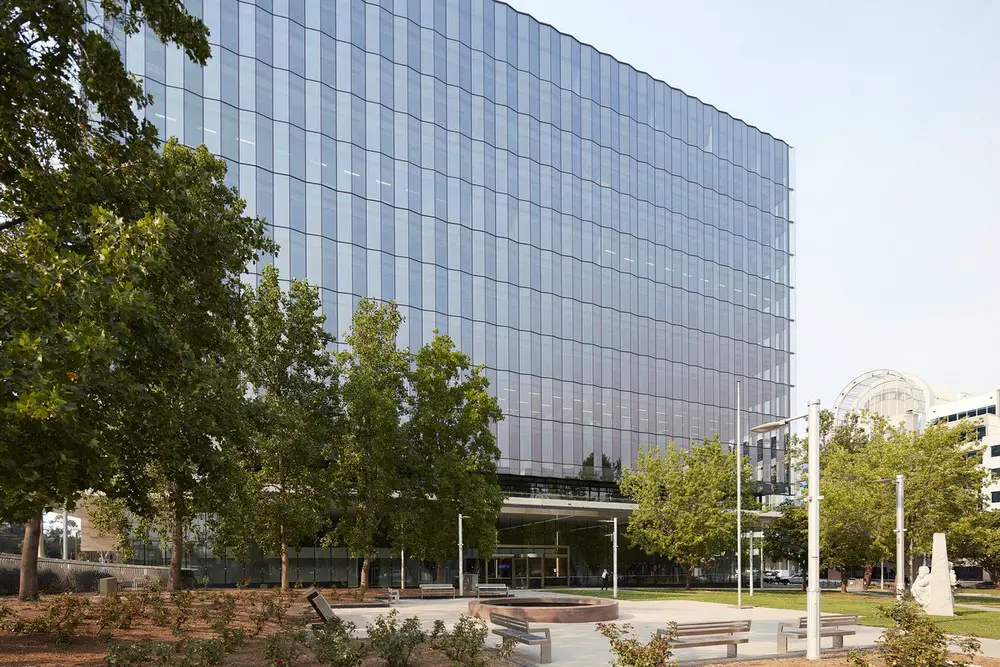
[468,596,619,623]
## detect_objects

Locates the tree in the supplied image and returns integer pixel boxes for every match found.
[85,141,271,591]
[950,510,1000,589]
[222,265,340,590]
[0,0,209,233]
[763,503,808,591]
[1,0,210,600]
[618,438,755,589]
[1,207,171,598]
[329,299,410,588]
[820,432,893,590]
[393,333,504,583]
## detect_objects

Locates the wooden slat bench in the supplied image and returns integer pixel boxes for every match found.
[777,614,858,653]
[489,613,551,664]
[657,620,752,658]
[419,583,456,598]
[477,583,511,597]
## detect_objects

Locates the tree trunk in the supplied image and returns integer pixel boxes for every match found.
[280,540,289,591]
[863,564,873,590]
[840,570,848,593]
[683,566,693,590]
[436,558,446,584]
[359,555,371,589]
[167,504,184,592]
[19,513,43,601]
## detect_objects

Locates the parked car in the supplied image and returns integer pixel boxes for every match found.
[786,573,804,587]
[763,570,790,585]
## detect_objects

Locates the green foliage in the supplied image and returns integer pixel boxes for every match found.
[310,619,370,667]
[764,503,808,587]
[263,630,309,665]
[0,595,90,645]
[103,637,226,667]
[393,333,505,567]
[820,412,988,581]
[848,599,980,667]
[618,438,755,588]
[951,510,1000,588]
[329,299,411,586]
[0,0,208,236]
[94,593,143,633]
[366,609,426,667]
[596,622,674,667]
[437,615,490,667]
[216,265,339,589]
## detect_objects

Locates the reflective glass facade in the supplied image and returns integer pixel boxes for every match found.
[124,0,795,485]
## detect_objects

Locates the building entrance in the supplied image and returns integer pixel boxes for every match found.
[486,545,569,589]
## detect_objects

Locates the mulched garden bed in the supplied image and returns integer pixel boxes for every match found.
[0,587,509,667]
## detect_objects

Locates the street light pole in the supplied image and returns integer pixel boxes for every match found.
[458,514,464,597]
[806,399,821,661]
[612,517,618,599]
[736,380,743,609]
[894,475,905,600]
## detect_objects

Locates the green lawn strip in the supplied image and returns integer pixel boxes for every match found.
[557,589,1000,639]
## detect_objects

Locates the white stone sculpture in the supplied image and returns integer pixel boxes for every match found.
[911,565,931,607]
[925,532,955,616]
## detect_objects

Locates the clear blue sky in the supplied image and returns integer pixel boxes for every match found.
[508,0,1000,409]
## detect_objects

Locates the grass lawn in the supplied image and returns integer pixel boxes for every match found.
[558,589,1000,639]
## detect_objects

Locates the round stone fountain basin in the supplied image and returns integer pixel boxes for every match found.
[468,596,618,623]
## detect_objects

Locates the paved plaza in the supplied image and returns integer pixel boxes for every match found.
[332,589,898,665]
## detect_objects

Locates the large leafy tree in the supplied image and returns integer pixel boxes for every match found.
[1,0,210,599]
[1,208,170,598]
[951,509,1000,589]
[0,0,209,233]
[329,299,410,588]
[393,333,504,583]
[618,438,755,589]
[84,141,271,591]
[220,265,340,590]
[763,502,808,591]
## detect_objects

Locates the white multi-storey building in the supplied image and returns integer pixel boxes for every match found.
[833,369,1000,509]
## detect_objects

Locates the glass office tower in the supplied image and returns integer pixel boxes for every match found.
[123,0,794,491]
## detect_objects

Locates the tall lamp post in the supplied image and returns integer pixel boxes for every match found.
[751,399,822,660]
[736,380,743,609]
[875,475,905,599]
[458,514,465,597]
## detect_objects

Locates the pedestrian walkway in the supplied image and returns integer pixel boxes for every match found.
[334,589,891,665]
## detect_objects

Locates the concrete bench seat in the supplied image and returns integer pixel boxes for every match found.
[477,583,511,597]
[490,612,551,664]
[777,614,859,653]
[419,583,456,598]
[658,620,752,658]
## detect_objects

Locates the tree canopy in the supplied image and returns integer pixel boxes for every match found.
[618,437,755,588]
[393,333,504,580]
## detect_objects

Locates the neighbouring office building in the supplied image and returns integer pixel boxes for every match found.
[87,0,796,587]
[833,369,1000,509]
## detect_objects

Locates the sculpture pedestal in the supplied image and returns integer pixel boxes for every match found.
[924,532,955,616]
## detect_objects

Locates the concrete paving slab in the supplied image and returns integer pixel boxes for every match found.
[331,590,1000,665]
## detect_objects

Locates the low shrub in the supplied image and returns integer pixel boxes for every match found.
[0,567,19,594]
[438,615,489,667]
[37,569,63,593]
[367,609,426,667]
[848,599,980,667]
[68,569,105,593]
[310,619,369,667]
[103,638,227,667]
[45,594,90,645]
[597,622,674,667]
[170,589,196,636]
[263,629,308,665]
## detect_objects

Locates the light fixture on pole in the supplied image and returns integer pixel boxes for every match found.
[736,380,743,609]
[603,518,619,599]
[875,475,905,599]
[751,399,821,660]
[458,514,465,597]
